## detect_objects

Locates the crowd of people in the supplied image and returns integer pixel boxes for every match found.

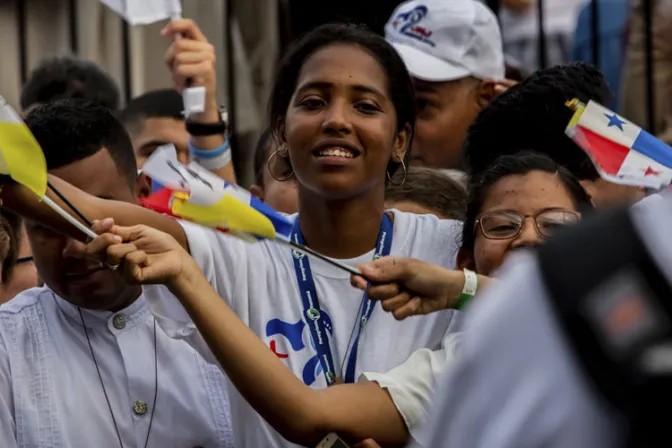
[0,0,670,446]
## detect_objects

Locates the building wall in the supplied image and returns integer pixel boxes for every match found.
[0,0,278,185]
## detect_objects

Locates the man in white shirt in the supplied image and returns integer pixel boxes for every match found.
[0,100,234,447]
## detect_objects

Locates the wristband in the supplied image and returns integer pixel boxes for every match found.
[186,119,227,136]
[189,139,232,170]
[455,268,478,310]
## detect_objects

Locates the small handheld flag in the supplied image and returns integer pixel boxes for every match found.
[99,0,181,25]
[565,99,672,189]
[99,0,206,116]
[0,97,48,197]
[140,145,361,276]
[0,96,96,239]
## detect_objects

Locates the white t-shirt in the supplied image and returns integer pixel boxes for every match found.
[144,210,463,447]
[360,332,461,446]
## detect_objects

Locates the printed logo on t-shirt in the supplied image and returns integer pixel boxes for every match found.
[265,310,334,386]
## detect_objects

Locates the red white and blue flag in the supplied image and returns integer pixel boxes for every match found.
[565,100,672,189]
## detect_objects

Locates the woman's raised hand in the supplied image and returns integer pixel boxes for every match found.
[351,257,466,319]
[87,219,198,289]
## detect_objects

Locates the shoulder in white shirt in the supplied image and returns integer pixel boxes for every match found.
[0,287,234,448]
[415,253,624,448]
[144,210,464,447]
[360,332,461,445]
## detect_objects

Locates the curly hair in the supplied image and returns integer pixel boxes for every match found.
[463,62,611,180]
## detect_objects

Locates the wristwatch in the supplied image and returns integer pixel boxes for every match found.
[185,106,229,136]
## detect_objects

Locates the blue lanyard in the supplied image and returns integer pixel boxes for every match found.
[290,214,393,385]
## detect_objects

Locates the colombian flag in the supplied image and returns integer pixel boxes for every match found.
[565,99,672,189]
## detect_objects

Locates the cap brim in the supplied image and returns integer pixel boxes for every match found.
[391,42,472,82]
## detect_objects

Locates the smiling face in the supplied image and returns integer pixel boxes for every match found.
[281,43,409,200]
[467,170,581,276]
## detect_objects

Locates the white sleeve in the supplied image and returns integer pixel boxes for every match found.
[359,333,461,445]
[0,332,18,448]
[143,219,250,365]
[415,254,624,448]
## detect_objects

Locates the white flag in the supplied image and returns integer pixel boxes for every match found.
[99,0,182,25]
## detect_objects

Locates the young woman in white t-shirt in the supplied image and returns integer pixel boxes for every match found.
[82,152,592,447]
[2,22,462,447]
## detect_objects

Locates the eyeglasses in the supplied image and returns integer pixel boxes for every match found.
[475,209,580,240]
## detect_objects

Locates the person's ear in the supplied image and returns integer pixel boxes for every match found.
[250,184,265,201]
[391,123,412,164]
[457,248,476,271]
[579,180,598,206]
[135,172,152,200]
[476,79,498,108]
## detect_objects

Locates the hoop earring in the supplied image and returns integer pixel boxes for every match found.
[386,159,407,187]
[267,148,295,182]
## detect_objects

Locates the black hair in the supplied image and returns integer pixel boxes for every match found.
[25,99,137,190]
[385,167,467,220]
[117,88,184,134]
[20,56,120,112]
[461,151,593,253]
[268,22,415,179]
[463,62,611,180]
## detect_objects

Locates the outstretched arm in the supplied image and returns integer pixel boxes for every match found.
[351,257,496,319]
[0,176,187,249]
[98,225,410,447]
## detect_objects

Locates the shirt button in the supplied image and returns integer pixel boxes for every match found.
[112,314,126,330]
[133,400,148,416]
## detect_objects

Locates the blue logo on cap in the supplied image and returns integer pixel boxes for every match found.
[392,5,435,47]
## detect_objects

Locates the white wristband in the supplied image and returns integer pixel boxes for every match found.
[461,269,478,297]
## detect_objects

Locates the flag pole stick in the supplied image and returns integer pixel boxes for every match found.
[41,196,98,239]
[274,236,363,277]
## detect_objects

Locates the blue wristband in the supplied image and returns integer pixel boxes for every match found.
[188,138,230,159]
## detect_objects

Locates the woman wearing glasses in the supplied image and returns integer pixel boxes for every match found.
[84,151,592,447]
[354,151,593,321]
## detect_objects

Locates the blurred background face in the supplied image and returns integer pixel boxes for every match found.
[580,178,647,208]
[411,78,482,169]
[0,228,39,303]
[259,166,299,215]
[26,149,138,311]
[131,117,190,167]
[468,170,581,276]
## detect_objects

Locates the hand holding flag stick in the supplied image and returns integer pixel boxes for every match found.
[99,0,207,115]
[139,145,362,276]
[565,98,672,189]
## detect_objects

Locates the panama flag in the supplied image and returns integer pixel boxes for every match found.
[565,99,672,189]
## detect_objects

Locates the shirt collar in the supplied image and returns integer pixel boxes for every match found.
[51,288,149,331]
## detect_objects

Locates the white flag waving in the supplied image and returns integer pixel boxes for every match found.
[100,0,182,25]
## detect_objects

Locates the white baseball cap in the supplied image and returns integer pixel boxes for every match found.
[385,0,505,82]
